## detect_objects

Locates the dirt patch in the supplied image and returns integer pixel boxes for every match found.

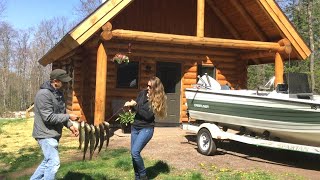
[109,127,320,180]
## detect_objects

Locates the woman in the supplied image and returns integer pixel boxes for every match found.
[124,76,167,180]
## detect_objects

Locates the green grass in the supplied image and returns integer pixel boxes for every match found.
[0,146,42,174]
[2,147,299,180]
[0,118,25,134]
[0,119,304,180]
[54,148,208,180]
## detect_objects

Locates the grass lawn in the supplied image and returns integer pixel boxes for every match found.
[0,118,301,180]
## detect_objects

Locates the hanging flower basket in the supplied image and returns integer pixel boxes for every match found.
[111,53,129,64]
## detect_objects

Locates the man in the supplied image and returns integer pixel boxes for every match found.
[31,69,80,180]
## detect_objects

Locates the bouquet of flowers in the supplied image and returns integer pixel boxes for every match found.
[111,53,129,64]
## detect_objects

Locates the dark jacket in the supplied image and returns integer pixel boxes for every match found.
[132,90,155,127]
[32,81,72,140]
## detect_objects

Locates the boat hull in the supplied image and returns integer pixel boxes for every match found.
[186,88,320,147]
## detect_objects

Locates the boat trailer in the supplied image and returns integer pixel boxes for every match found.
[182,123,320,156]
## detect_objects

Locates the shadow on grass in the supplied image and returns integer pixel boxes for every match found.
[59,171,116,180]
[146,160,170,179]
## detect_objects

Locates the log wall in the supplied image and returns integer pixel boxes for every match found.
[54,41,248,124]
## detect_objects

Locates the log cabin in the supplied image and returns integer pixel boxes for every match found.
[38,0,311,126]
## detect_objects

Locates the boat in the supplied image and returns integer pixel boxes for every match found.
[185,73,320,147]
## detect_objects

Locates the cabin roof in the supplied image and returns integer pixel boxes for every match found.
[38,0,311,66]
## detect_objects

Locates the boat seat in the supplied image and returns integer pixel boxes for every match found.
[284,73,313,99]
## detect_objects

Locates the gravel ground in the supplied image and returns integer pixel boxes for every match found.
[109,127,320,180]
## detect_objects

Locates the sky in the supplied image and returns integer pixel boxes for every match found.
[3,0,80,29]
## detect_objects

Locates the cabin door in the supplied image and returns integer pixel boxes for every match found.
[156,62,181,125]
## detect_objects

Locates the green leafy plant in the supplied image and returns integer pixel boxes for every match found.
[116,110,135,126]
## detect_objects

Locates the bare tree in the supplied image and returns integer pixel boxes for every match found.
[13,29,33,109]
[74,0,102,18]
[28,17,72,101]
[0,22,17,112]
[0,0,6,17]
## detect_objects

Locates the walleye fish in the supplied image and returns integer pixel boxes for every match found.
[93,125,100,152]
[78,121,85,150]
[103,121,110,149]
[83,123,91,161]
[98,123,105,154]
[89,124,96,160]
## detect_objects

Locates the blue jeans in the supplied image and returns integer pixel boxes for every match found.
[131,126,154,180]
[30,138,60,180]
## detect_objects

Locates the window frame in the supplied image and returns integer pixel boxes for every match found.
[116,61,140,89]
[197,64,216,79]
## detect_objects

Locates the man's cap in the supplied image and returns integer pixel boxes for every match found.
[50,69,72,82]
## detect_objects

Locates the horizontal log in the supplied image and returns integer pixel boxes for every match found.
[217,74,227,80]
[182,98,187,104]
[181,106,187,111]
[107,49,206,61]
[212,56,237,62]
[67,105,73,111]
[215,63,238,69]
[217,69,241,75]
[112,29,290,52]
[72,96,80,103]
[184,66,197,72]
[240,51,275,60]
[104,42,237,56]
[184,72,197,79]
[183,79,197,85]
[72,103,81,111]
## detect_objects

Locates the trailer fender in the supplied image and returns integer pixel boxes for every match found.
[198,123,227,140]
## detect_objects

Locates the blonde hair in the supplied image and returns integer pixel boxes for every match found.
[148,77,167,119]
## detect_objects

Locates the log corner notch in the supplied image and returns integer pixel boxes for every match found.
[100,22,113,41]
[278,38,292,55]
[240,38,292,61]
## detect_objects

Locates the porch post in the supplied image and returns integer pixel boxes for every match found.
[94,42,107,125]
[197,0,205,37]
[274,52,284,88]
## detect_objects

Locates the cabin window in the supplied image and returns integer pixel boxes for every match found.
[116,61,139,88]
[197,65,216,79]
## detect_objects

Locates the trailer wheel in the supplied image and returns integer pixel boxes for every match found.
[197,128,217,155]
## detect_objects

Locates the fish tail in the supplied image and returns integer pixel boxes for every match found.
[83,123,91,161]
[89,125,96,160]
[98,123,105,153]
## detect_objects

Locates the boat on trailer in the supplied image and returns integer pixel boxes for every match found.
[184,73,320,155]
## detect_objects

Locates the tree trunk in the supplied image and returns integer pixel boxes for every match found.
[307,0,315,92]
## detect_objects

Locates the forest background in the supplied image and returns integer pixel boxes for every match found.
[0,0,319,115]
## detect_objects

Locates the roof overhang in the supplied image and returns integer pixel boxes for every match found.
[258,0,311,59]
[38,0,311,66]
[39,0,134,66]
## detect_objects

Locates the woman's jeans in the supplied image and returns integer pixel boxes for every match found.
[30,138,60,180]
[131,126,154,179]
